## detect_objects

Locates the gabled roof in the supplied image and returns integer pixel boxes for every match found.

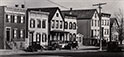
[27,7,64,22]
[110,18,119,27]
[62,9,97,19]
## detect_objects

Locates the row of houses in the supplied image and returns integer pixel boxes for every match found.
[0,6,119,50]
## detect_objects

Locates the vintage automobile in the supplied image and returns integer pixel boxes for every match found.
[107,41,122,52]
[47,40,79,50]
[24,42,44,52]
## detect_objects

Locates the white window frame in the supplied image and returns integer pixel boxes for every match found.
[20,29,23,38]
[21,16,24,23]
[14,28,17,39]
[14,15,17,23]
[8,15,11,22]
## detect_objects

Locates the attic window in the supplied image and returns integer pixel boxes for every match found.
[95,13,97,18]
[56,13,59,17]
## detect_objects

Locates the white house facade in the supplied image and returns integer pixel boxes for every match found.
[27,10,49,47]
[101,13,111,42]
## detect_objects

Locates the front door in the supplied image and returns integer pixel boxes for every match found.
[29,32,33,46]
[6,28,11,41]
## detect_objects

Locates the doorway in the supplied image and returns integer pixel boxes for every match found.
[6,28,11,41]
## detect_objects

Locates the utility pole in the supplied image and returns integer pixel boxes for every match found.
[93,3,107,51]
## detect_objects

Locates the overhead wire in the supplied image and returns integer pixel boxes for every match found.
[47,0,69,9]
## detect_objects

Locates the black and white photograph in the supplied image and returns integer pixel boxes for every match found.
[0,0,124,57]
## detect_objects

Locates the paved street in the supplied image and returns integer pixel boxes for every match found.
[0,46,124,57]
[0,47,124,57]
[0,50,124,57]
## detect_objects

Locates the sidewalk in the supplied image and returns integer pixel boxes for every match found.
[0,49,25,55]
[0,46,101,55]
[78,45,99,50]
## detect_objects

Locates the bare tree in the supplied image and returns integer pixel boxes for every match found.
[114,9,124,44]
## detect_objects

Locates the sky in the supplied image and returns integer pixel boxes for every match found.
[1,0,124,17]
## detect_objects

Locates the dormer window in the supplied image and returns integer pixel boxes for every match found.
[56,13,59,17]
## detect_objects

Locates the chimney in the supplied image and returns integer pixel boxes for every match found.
[69,8,72,15]
[15,4,19,7]
[21,4,25,8]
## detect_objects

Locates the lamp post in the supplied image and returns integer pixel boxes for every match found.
[93,3,107,51]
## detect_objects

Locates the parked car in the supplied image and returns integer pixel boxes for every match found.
[47,40,79,50]
[47,40,61,50]
[60,41,79,50]
[24,42,44,52]
[107,41,122,52]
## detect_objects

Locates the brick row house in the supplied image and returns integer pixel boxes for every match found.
[0,6,26,49]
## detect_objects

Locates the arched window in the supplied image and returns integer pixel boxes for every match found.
[73,22,76,29]
[64,22,68,29]
[56,13,59,17]
[73,33,76,41]
[37,19,41,28]
[69,22,72,29]
[42,33,47,42]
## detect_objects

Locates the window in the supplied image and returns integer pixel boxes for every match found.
[56,13,59,17]
[56,20,59,28]
[69,22,72,29]
[105,20,107,25]
[37,19,41,28]
[13,28,17,39]
[73,22,76,29]
[42,33,47,42]
[95,30,96,36]
[42,20,46,28]
[107,20,109,26]
[19,29,25,38]
[11,15,14,23]
[95,13,97,18]
[6,14,11,23]
[51,20,55,28]
[73,33,76,41]
[95,20,97,26]
[30,19,35,28]
[104,20,106,25]
[14,15,17,23]
[17,15,21,23]
[60,21,62,29]
[64,22,68,29]
[21,16,25,23]
[107,29,109,35]
[36,33,41,44]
